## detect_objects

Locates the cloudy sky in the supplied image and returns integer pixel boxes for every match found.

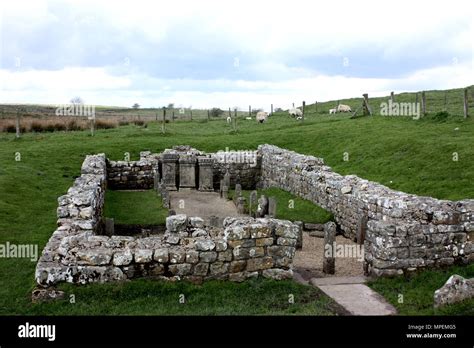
[0,0,472,110]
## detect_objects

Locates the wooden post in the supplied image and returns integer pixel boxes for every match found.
[15,109,20,138]
[315,101,318,114]
[292,102,295,108]
[207,109,210,121]
[172,110,175,121]
[162,107,166,133]
[302,101,305,121]
[190,109,192,121]
[390,91,394,104]
[421,91,426,116]
[464,88,469,118]
[234,108,237,131]
[362,93,370,116]
[249,105,251,118]
[90,117,95,137]
[155,112,158,121]
[270,104,273,116]
[415,92,418,107]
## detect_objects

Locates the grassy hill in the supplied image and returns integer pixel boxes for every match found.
[0,86,473,315]
[291,85,474,117]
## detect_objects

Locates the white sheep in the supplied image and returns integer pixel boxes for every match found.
[329,108,337,114]
[289,108,303,118]
[337,104,352,112]
[226,116,232,124]
[256,111,268,123]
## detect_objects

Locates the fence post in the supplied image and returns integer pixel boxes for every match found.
[234,108,237,131]
[302,101,305,121]
[270,103,273,116]
[464,88,469,118]
[190,109,192,121]
[315,101,318,114]
[162,107,166,133]
[390,91,394,104]
[207,109,210,121]
[362,94,370,116]
[172,110,175,121]
[15,109,21,138]
[249,105,251,118]
[90,117,95,137]
[421,91,426,116]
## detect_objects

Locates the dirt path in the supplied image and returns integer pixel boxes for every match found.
[169,191,244,224]
[293,233,365,279]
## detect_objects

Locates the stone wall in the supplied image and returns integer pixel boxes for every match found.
[107,157,157,190]
[36,214,297,286]
[258,144,474,276]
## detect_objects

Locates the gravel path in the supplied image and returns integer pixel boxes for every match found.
[293,232,364,279]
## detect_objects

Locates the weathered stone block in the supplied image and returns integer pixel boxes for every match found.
[246,257,273,271]
[154,248,169,263]
[193,263,209,276]
[199,251,217,263]
[134,249,153,263]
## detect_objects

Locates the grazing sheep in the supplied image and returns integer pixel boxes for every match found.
[289,108,303,118]
[256,111,268,123]
[226,116,232,123]
[245,117,252,120]
[337,104,352,112]
[329,108,337,114]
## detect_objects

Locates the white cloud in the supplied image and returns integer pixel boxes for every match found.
[0,0,472,107]
[0,61,471,110]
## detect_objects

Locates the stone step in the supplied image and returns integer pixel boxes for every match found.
[310,276,367,286]
[315,283,397,315]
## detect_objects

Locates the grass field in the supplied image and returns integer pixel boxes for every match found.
[368,264,474,315]
[104,190,168,225]
[229,187,333,224]
[0,87,473,315]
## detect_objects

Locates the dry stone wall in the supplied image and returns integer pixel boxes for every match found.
[36,213,297,286]
[36,150,296,287]
[37,144,474,286]
[258,144,474,276]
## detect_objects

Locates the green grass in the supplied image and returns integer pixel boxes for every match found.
[367,264,474,315]
[0,87,473,315]
[230,187,333,224]
[104,190,168,225]
[300,86,473,117]
[22,278,346,315]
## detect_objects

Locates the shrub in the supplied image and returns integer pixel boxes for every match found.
[53,122,67,131]
[95,119,117,129]
[209,108,224,118]
[67,119,84,131]
[44,122,57,132]
[30,121,44,132]
[431,111,450,122]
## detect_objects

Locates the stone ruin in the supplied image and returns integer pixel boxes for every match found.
[35,144,474,291]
